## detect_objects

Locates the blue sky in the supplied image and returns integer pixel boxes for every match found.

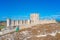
[0,0,60,21]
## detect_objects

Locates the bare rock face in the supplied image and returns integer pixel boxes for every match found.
[0,23,60,40]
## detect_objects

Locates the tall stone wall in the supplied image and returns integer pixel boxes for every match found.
[6,13,57,27]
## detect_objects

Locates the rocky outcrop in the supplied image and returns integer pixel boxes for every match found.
[0,23,60,40]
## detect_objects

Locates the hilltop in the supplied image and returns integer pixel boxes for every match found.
[0,23,60,40]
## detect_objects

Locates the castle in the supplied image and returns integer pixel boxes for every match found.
[7,13,57,29]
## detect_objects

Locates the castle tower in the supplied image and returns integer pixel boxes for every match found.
[7,18,11,27]
[19,20,23,25]
[15,20,19,26]
[30,13,39,24]
[11,20,15,26]
[26,20,31,24]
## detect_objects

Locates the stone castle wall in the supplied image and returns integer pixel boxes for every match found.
[7,13,57,27]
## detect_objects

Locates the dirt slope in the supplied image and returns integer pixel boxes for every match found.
[1,23,60,40]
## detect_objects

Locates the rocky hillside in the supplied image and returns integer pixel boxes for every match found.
[0,23,60,40]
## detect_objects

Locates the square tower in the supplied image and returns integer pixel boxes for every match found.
[7,18,11,27]
[30,13,40,24]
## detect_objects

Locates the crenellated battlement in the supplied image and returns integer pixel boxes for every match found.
[7,13,57,28]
